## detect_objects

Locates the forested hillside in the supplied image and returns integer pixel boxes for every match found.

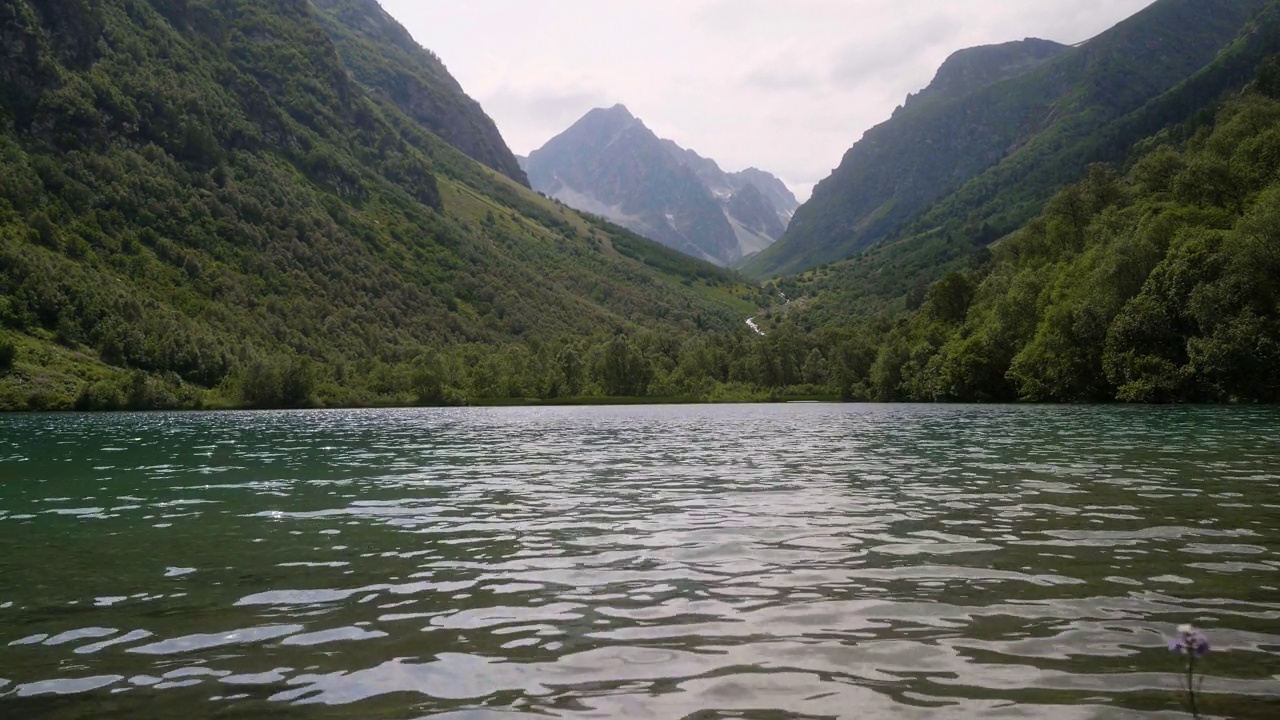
[389,63,1280,405]
[0,0,759,410]
[744,0,1269,278]
[2,0,1277,411]
[309,0,529,185]
[835,82,1280,403]
[336,70,1280,406]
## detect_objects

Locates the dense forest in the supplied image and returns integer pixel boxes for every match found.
[817,84,1280,403]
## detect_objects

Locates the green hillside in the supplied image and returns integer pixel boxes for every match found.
[309,0,529,186]
[444,60,1280,406]
[843,82,1280,403]
[4,0,1277,410]
[744,0,1269,278]
[0,0,759,410]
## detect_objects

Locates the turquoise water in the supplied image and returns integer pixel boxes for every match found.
[0,404,1278,718]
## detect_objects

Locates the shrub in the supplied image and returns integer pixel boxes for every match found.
[0,335,16,373]
[239,353,317,408]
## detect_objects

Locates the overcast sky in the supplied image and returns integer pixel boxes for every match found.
[380,0,1156,199]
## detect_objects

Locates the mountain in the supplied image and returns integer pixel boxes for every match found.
[744,0,1272,278]
[730,167,800,225]
[769,0,1280,328]
[309,0,528,186]
[524,105,797,266]
[907,38,1070,106]
[0,0,759,410]
[658,141,800,250]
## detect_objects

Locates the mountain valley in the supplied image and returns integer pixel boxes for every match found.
[1,0,1279,407]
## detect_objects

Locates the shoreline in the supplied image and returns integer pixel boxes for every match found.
[0,394,845,414]
[3,396,1276,414]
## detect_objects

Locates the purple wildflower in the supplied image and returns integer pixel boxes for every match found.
[1168,624,1211,656]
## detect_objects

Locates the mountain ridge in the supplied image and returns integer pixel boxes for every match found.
[771,0,1280,339]
[908,38,1071,107]
[309,0,529,185]
[744,0,1271,278]
[525,105,797,266]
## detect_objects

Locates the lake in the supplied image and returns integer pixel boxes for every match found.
[1,404,1278,719]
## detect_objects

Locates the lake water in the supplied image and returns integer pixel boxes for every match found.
[1,404,1278,719]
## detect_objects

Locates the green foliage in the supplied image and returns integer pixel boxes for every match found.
[74,370,198,412]
[409,352,450,405]
[309,0,529,185]
[239,353,317,409]
[0,0,757,410]
[925,272,977,324]
[599,335,653,397]
[791,90,1280,404]
[4,0,1275,411]
[0,335,15,372]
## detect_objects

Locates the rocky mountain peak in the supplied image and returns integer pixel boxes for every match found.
[601,103,635,120]
[525,106,797,266]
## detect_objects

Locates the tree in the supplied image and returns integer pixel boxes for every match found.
[239,353,316,408]
[599,335,651,396]
[1172,156,1244,211]
[869,341,909,401]
[411,352,445,405]
[825,333,875,400]
[926,272,976,324]
[1132,147,1185,195]
[801,348,827,386]
[557,346,585,396]
[1103,295,1187,403]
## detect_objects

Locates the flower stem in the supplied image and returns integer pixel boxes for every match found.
[1185,655,1200,719]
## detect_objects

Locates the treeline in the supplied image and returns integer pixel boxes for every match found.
[767,4,1280,330]
[462,82,1280,407]
[0,324,843,410]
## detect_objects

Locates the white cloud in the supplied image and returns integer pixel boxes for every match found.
[379,0,1158,199]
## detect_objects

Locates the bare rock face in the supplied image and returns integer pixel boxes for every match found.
[525,105,797,266]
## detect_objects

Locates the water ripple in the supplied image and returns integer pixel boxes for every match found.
[1,405,1279,718]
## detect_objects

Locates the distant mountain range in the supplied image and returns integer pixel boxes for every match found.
[744,0,1273,278]
[521,105,798,266]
